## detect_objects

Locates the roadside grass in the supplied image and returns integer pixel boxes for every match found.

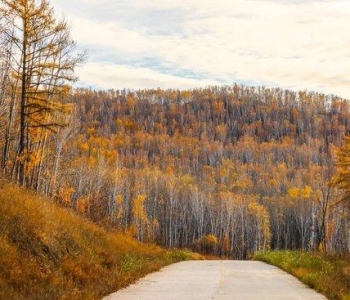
[254,250,350,300]
[0,178,201,300]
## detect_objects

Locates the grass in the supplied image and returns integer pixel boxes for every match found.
[254,250,350,300]
[0,178,201,299]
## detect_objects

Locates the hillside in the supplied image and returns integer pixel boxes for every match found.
[0,177,198,300]
[61,85,349,258]
[2,84,350,259]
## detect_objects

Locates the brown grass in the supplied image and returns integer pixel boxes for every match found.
[0,178,201,299]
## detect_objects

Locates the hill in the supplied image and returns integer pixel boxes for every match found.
[2,84,350,258]
[0,177,198,299]
[61,85,349,257]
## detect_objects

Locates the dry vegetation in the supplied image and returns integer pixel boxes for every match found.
[0,177,200,300]
[254,250,350,300]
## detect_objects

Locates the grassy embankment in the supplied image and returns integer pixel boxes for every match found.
[0,178,201,300]
[254,250,350,300]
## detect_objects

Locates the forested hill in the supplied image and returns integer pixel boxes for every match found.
[70,85,347,179]
[3,83,349,259]
[68,85,347,190]
[75,85,349,148]
[50,84,348,259]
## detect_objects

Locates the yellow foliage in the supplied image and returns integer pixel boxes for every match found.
[248,201,271,251]
[219,167,229,179]
[181,90,191,99]
[115,195,123,204]
[195,234,218,254]
[77,196,89,214]
[87,156,97,166]
[58,187,75,204]
[115,118,123,128]
[24,150,43,176]
[87,127,96,136]
[132,194,148,222]
[10,70,21,80]
[301,185,312,199]
[180,174,195,185]
[288,187,300,198]
[201,234,218,246]
[288,186,313,200]
[219,191,234,201]
[269,179,278,187]
[80,142,89,152]
[234,177,253,190]
[165,166,174,174]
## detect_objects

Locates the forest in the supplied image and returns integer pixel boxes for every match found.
[2,77,350,258]
[1,0,350,260]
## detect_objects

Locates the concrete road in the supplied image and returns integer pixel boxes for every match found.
[103,260,327,300]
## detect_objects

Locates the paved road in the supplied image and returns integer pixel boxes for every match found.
[103,260,327,300]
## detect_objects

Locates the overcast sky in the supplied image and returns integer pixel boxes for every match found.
[50,0,350,99]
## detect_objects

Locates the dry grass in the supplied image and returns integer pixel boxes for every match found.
[0,178,201,299]
[254,250,350,300]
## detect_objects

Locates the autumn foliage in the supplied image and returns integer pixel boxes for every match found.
[2,48,350,257]
[13,85,347,258]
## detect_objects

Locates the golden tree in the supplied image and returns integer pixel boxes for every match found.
[0,0,85,186]
[331,136,350,205]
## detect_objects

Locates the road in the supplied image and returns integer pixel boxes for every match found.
[103,260,327,300]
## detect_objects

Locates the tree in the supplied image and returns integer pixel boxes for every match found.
[194,234,218,254]
[0,0,85,186]
[132,194,149,241]
[331,136,350,206]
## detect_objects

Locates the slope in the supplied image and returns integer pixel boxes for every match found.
[55,86,349,257]
[0,177,198,300]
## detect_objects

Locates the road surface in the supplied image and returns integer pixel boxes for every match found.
[103,260,327,300]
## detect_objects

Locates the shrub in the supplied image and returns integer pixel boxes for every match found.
[193,234,218,254]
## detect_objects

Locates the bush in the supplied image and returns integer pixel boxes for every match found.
[193,234,218,254]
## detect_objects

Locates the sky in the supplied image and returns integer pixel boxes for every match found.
[50,0,350,99]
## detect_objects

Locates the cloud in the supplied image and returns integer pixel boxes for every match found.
[77,62,221,90]
[50,0,350,98]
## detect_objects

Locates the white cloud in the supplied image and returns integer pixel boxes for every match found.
[50,0,350,98]
[77,62,220,90]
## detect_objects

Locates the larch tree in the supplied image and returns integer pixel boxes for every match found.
[331,136,350,207]
[0,0,85,186]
